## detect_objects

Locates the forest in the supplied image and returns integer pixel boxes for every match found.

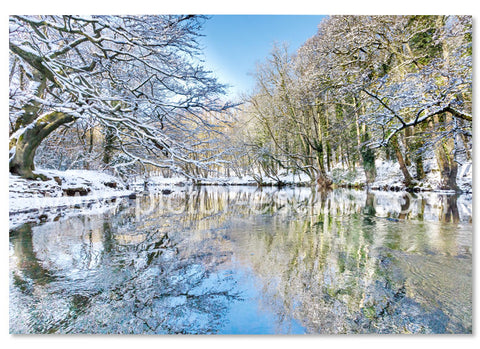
[8,14,474,335]
[9,15,472,192]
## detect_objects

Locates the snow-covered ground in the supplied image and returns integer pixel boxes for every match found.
[9,156,472,229]
[129,172,311,190]
[329,158,472,193]
[9,169,134,228]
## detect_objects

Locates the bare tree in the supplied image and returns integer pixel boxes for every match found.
[9,15,234,179]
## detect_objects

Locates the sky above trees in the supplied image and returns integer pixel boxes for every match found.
[200,15,325,98]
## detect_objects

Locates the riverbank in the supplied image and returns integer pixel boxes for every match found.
[330,159,472,193]
[9,169,135,228]
[9,158,472,228]
[129,158,472,193]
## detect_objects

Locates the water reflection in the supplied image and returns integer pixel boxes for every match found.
[9,188,472,334]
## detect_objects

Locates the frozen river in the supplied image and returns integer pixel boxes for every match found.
[9,187,472,334]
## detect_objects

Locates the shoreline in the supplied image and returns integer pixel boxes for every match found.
[8,164,472,228]
[9,180,472,227]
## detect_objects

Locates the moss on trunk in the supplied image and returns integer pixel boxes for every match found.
[391,135,414,187]
[9,111,76,179]
[435,140,459,191]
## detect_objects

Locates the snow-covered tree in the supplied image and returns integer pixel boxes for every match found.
[355,15,472,190]
[245,15,472,190]
[9,15,233,179]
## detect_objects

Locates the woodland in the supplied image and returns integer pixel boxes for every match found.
[7,15,474,335]
[9,15,472,192]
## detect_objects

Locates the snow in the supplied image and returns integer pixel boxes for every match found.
[9,169,133,229]
[36,169,128,192]
[200,175,257,185]
[328,156,472,193]
[10,169,129,200]
[9,157,472,229]
[203,172,312,186]
[330,164,368,187]
[261,172,311,185]
[129,172,311,190]
[371,159,405,189]
[457,162,472,193]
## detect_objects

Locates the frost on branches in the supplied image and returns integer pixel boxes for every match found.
[244,15,471,191]
[9,15,234,180]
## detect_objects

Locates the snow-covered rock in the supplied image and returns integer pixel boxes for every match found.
[9,169,134,229]
[36,169,127,193]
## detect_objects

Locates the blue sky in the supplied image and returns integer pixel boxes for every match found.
[199,15,326,99]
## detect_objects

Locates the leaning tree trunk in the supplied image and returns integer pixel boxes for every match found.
[9,111,76,179]
[390,135,414,188]
[433,114,459,191]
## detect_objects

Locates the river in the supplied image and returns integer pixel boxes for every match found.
[9,187,472,334]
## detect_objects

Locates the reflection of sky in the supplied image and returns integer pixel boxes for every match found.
[199,15,326,99]
[10,188,472,334]
[220,266,306,334]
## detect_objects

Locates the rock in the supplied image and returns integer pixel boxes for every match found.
[104,181,117,189]
[63,187,91,196]
[53,176,62,185]
[128,193,137,199]
[161,189,173,195]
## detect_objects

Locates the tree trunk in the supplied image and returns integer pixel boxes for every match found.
[316,172,332,188]
[461,133,471,161]
[433,114,459,191]
[403,130,412,167]
[409,126,425,180]
[361,131,376,184]
[103,127,116,165]
[391,135,414,187]
[435,140,459,191]
[315,140,332,188]
[9,111,76,179]
[13,73,47,134]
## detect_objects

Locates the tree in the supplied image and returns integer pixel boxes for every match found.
[359,16,472,189]
[240,15,471,191]
[246,43,335,186]
[9,15,233,179]
[294,15,471,190]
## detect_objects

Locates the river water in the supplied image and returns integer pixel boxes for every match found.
[9,187,472,334]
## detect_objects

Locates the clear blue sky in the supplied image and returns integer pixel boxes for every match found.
[199,15,326,99]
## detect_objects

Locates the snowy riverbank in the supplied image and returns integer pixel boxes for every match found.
[9,169,134,228]
[330,159,472,193]
[9,158,472,229]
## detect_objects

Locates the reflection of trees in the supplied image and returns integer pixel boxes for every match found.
[227,189,471,333]
[439,195,460,223]
[10,206,241,334]
[10,225,55,286]
[10,188,471,334]
[79,228,241,334]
